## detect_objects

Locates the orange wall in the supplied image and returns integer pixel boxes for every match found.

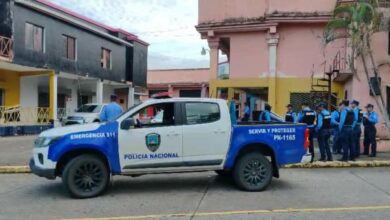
[199,0,337,24]
[229,32,269,78]
[269,0,336,13]
[0,69,20,106]
[148,68,210,85]
[277,24,344,77]
[199,0,266,24]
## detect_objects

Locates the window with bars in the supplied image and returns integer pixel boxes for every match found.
[290,93,312,112]
[290,92,338,111]
[101,48,111,69]
[62,35,76,60]
[25,22,44,52]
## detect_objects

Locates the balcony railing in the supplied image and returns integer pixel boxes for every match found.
[0,36,13,62]
[0,106,50,126]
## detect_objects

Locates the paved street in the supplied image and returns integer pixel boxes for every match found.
[0,135,36,166]
[0,168,390,220]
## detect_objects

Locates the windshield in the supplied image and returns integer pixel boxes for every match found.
[76,105,102,113]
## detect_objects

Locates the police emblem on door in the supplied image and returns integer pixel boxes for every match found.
[145,133,161,152]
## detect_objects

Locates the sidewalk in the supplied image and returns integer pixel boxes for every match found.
[0,135,390,169]
[0,135,36,166]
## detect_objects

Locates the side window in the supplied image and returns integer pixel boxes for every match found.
[131,103,175,128]
[185,102,220,125]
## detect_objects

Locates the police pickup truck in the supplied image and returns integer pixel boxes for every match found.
[30,98,310,198]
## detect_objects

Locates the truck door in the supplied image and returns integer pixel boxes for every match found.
[118,102,183,170]
[181,101,231,166]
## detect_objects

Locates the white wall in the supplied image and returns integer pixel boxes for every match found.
[103,85,115,103]
[20,75,48,107]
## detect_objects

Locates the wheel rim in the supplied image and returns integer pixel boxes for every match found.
[73,162,103,192]
[242,159,268,186]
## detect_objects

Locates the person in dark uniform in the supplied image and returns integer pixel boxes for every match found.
[315,103,333,161]
[285,104,297,123]
[338,100,357,161]
[259,104,272,122]
[298,103,316,162]
[351,100,363,158]
[242,102,251,122]
[363,104,378,157]
[331,104,342,154]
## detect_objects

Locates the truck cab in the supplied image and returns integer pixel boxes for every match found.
[30,98,310,198]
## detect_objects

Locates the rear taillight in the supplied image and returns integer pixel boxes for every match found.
[304,128,310,150]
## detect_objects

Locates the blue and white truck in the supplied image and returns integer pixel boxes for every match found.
[30,98,311,198]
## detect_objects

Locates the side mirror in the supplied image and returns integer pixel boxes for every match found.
[120,118,135,130]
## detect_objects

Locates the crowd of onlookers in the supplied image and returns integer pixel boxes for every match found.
[243,100,378,162]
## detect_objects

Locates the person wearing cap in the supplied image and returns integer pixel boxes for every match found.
[331,104,342,154]
[298,103,316,162]
[99,95,123,122]
[242,102,251,122]
[285,104,297,123]
[363,104,378,157]
[351,100,363,158]
[338,100,357,161]
[315,102,333,161]
[259,104,272,122]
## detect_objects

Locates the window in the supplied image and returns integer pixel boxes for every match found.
[131,103,175,128]
[25,23,44,52]
[185,102,220,125]
[0,89,4,106]
[63,35,76,60]
[388,32,390,55]
[179,90,201,97]
[101,48,111,69]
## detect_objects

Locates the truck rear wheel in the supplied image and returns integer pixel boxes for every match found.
[233,152,272,191]
[62,155,109,198]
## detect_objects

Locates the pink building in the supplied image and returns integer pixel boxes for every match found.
[196,0,390,150]
[147,68,209,98]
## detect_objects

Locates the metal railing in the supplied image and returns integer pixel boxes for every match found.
[0,36,13,61]
[0,106,50,126]
[57,108,71,120]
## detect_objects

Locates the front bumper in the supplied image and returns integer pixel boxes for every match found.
[29,158,56,180]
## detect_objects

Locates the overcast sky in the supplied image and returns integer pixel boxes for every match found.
[49,0,209,69]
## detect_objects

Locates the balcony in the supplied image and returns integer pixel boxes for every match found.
[332,50,353,82]
[0,36,13,62]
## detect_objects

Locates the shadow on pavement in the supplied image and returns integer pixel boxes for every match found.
[28,173,293,199]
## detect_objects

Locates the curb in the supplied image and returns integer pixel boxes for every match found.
[0,166,30,174]
[284,160,390,168]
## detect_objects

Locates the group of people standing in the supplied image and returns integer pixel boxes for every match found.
[285,100,378,162]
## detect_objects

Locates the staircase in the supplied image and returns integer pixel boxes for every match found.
[310,71,338,111]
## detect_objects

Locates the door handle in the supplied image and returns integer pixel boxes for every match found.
[167,132,180,137]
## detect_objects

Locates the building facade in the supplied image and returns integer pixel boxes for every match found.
[147,68,209,98]
[0,0,148,128]
[196,0,390,140]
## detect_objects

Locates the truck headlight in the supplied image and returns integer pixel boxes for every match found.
[34,136,63,148]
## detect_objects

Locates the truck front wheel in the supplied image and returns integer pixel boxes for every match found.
[62,155,110,198]
[233,152,272,191]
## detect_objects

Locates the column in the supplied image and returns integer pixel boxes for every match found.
[96,79,103,105]
[208,38,220,79]
[200,84,207,97]
[267,32,279,110]
[127,86,135,108]
[49,71,58,125]
[168,85,174,96]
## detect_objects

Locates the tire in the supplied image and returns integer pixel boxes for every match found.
[233,152,273,191]
[62,155,110,198]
